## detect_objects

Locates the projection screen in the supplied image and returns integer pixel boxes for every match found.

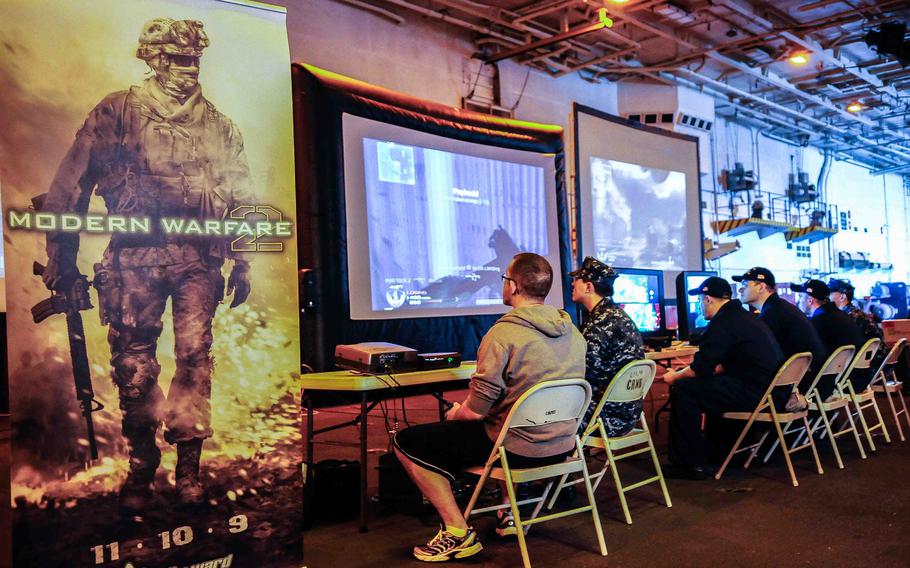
[574,104,703,284]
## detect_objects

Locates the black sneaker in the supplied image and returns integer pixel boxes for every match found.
[495,510,518,537]
[661,463,708,481]
[413,525,483,562]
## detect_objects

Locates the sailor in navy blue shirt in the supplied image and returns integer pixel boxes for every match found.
[792,279,867,392]
[735,267,827,397]
[662,277,784,478]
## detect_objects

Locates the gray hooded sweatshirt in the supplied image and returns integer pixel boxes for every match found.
[463,304,587,457]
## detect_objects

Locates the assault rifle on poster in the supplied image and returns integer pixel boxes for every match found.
[31,263,103,461]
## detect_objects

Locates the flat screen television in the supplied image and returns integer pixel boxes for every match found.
[675,271,716,340]
[342,114,564,320]
[613,268,665,336]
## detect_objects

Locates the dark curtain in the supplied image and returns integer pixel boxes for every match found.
[293,63,573,370]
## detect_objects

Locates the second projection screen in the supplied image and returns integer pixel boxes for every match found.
[575,106,702,271]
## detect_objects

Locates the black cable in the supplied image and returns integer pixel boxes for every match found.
[510,66,532,112]
[384,371,402,388]
[467,60,485,99]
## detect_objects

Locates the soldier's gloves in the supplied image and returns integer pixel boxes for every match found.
[227,262,251,308]
[42,257,79,292]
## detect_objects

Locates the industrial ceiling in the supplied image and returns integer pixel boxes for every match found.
[334,0,910,173]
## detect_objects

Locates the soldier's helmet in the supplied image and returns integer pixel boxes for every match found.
[136,18,209,61]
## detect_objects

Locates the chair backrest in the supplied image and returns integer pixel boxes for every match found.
[495,379,592,449]
[837,338,881,390]
[804,345,855,396]
[770,352,814,389]
[870,337,907,386]
[582,360,656,437]
[883,337,907,366]
[601,359,657,404]
[483,379,592,466]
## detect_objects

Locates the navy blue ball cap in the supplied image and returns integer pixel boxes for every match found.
[688,276,733,299]
[827,278,853,294]
[731,266,776,287]
[790,279,830,300]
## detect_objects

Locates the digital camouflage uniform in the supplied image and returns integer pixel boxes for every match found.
[843,302,884,345]
[829,280,886,370]
[41,19,253,509]
[570,257,646,436]
[578,298,646,435]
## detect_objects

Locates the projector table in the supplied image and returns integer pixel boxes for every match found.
[302,365,475,532]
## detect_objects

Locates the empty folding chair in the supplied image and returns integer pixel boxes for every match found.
[715,352,823,487]
[546,359,671,525]
[762,345,857,469]
[463,379,607,568]
[840,338,889,451]
[871,338,910,442]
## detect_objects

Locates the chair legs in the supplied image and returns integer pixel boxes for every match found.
[839,405,868,460]
[470,440,607,568]
[715,412,760,481]
[898,392,910,434]
[880,387,907,442]
[816,409,844,469]
[501,457,533,568]
[546,417,671,525]
[852,395,878,452]
[772,416,800,487]
[718,405,823,486]
[644,422,672,511]
[577,440,608,558]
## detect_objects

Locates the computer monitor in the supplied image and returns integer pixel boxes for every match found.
[775,283,798,306]
[613,268,665,335]
[675,271,716,341]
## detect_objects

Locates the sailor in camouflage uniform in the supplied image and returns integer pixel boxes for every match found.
[570,257,645,436]
[40,18,253,512]
[828,278,889,381]
[828,279,883,343]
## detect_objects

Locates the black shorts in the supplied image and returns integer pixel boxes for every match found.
[393,420,572,482]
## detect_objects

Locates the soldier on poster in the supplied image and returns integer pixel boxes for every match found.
[39,17,254,514]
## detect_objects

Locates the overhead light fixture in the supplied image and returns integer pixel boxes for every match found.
[788,50,810,65]
[847,101,863,113]
[607,0,630,4]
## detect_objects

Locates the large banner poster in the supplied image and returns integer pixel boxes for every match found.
[0,1,302,566]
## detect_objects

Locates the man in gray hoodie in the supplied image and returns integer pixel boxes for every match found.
[394,252,587,563]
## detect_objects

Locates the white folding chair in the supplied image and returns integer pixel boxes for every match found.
[463,379,607,568]
[839,339,889,451]
[762,345,857,469]
[871,338,910,442]
[715,353,823,487]
[545,360,671,525]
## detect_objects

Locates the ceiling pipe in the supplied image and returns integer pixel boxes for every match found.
[666,69,910,164]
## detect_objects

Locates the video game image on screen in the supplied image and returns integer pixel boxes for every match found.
[613,273,662,333]
[590,157,687,270]
[363,138,550,312]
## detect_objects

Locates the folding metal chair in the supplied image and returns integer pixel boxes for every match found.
[545,359,671,525]
[839,338,889,451]
[871,338,910,442]
[762,345,857,469]
[715,352,823,487]
[463,379,607,568]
